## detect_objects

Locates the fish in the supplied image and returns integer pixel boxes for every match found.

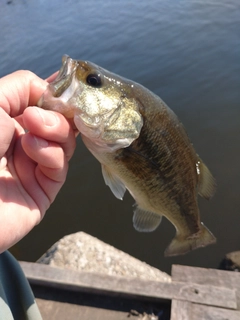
[38,55,216,256]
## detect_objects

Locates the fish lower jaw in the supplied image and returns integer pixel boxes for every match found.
[37,93,75,118]
[74,114,103,140]
[74,115,137,152]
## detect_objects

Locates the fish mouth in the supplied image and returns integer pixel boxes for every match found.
[48,55,78,98]
[37,55,80,118]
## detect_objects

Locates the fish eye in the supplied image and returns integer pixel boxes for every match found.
[86,73,102,87]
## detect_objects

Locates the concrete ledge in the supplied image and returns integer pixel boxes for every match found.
[37,231,171,283]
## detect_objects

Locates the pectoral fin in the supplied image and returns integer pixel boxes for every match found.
[197,159,216,200]
[133,206,162,232]
[101,165,126,200]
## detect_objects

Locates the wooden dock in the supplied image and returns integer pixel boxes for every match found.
[20,262,240,320]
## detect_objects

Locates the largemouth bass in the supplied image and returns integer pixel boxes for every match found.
[38,55,216,256]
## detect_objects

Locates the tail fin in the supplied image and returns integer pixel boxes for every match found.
[164,223,216,257]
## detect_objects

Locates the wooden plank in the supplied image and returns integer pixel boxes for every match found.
[171,300,240,320]
[20,262,236,309]
[191,303,240,320]
[36,298,130,320]
[32,283,170,320]
[171,281,236,309]
[172,265,240,309]
[171,300,192,320]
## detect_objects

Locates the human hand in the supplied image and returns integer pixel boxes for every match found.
[0,70,76,253]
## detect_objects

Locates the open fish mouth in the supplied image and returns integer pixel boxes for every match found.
[37,55,81,118]
[37,55,78,108]
[47,55,78,98]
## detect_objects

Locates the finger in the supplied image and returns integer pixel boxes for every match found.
[0,108,15,157]
[35,162,68,204]
[46,71,58,83]
[22,107,76,160]
[21,133,68,202]
[22,133,66,175]
[15,134,69,215]
[0,70,48,117]
[13,137,51,215]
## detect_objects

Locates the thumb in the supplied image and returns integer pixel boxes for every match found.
[0,108,15,158]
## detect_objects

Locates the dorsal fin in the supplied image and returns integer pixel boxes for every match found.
[196,159,216,200]
[101,164,126,200]
[133,206,162,232]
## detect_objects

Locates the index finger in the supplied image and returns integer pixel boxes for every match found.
[45,71,58,83]
[22,107,76,160]
[0,70,48,117]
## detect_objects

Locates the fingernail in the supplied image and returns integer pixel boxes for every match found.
[34,135,49,147]
[36,108,58,127]
[0,156,7,170]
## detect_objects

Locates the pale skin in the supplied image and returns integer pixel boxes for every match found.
[0,70,76,253]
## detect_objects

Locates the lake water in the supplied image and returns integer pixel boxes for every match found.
[1,0,240,274]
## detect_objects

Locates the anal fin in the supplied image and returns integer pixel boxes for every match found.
[133,206,162,232]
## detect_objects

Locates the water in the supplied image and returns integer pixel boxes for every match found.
[1,0,240,274]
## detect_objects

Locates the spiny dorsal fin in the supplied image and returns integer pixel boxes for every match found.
[196,159,216,200]
[133,206,162,232]
[101,164,126,200]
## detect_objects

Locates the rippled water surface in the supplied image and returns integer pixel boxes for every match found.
[1,0,240,273]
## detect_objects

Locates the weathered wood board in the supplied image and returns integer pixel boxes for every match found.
[172,264,240,308]
[20,262,236,309]
[19,262,240,320]
[36,299,130,320]
[171,265,240,320]
[35,294,163,320]
[171,300,240,320]
[31,282,169,320]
